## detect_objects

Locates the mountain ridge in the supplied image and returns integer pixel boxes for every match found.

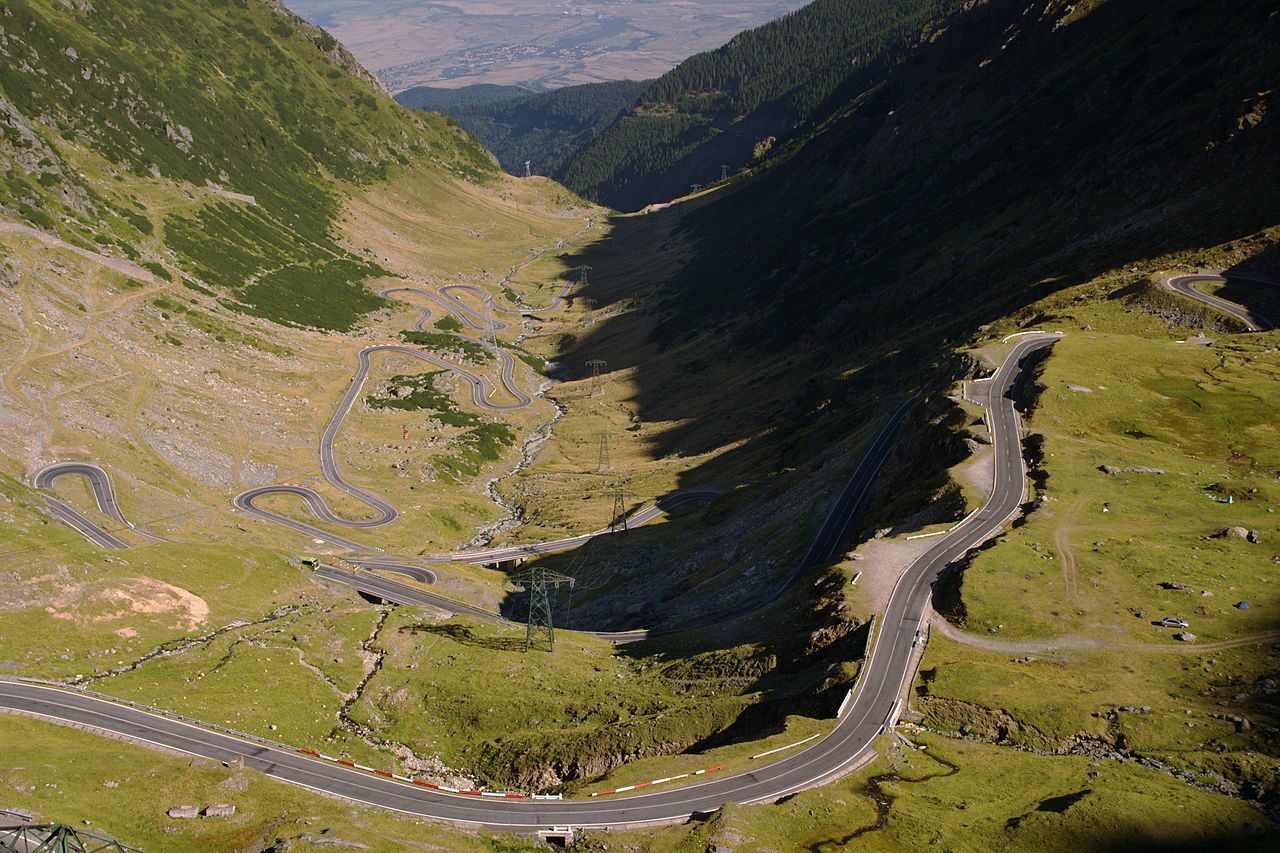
[557,0,963,209]
[397,79,649,178]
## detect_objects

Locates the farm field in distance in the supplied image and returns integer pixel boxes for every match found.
[283,0,810,91]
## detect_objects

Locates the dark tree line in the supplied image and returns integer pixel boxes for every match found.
[558,0,960,210]
[402,80,649,177]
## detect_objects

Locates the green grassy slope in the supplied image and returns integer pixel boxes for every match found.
[593,730,1276,851]
[913,248,1280,808]
[557,0,961,210]
[0,0,497,330]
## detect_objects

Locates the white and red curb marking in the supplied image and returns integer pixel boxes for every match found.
[296,748,530,799]
[589,764,724,797]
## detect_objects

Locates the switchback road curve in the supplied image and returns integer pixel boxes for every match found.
[8,334,1060,832]
[241,342,535,532]
[34,242,708,577]
[235,253,578,540]
[1165,272,1276,331]
[307,390,902,638]
[32,463,165,549]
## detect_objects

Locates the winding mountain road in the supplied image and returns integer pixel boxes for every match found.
[13,273,1273,832]
[230,257,583,542]
[1164,272,1276,331]
[12,332,1062,831]
[32,462,164,549]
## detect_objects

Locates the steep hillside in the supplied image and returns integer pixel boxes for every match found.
[558,0,961,210]
[398,79,648,179]
[544,0,1278,557]
[525,0,1280,832]
[652,0,1280,354]
[0,0,499,330]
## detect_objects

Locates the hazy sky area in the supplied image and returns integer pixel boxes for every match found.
[284,1,809,92]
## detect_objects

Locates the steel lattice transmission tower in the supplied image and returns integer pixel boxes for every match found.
[484,299,498,349]
[512,565,575,651]
[596,431,610,472]
[586,359,607,395]
[0,821,141,853]
[610,489,629,533]
[578,265,592,286]
[524,160,532,178]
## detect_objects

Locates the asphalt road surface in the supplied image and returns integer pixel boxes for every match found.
[10,334,1061,832]
[1165,272,1276,331]
[32,462,162,549]
[233,274,573,542]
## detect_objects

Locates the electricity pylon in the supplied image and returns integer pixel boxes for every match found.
[512,565,574,651]
[610,489,628,533]
[720,164,729,181]
[586,358,607,395]
[485,299,498,349]
[524,160,532,178]
[0,822,140,852]
[597,431,610,472]
[579,265,592,286]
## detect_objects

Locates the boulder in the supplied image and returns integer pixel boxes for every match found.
[204,804,236,818]
[1218,526,1251,540]
[1173,632,1196,642]
[167,805,199,819]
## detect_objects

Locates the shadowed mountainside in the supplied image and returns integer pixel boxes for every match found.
[398,79,649,178]
[469,0,1280,785]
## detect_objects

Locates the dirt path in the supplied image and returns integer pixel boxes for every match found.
[928,610,1280,655]
[50,370,133,401]
[1054,499,1082,602]
[122,373,151,451]
[0,221,156,284]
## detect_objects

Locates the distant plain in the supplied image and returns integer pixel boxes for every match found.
[284,0,809,91]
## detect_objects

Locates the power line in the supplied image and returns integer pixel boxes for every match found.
[596,431,610,473]
[511,564,574,652]
[485,298,498,350]
[585,359,607,396]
